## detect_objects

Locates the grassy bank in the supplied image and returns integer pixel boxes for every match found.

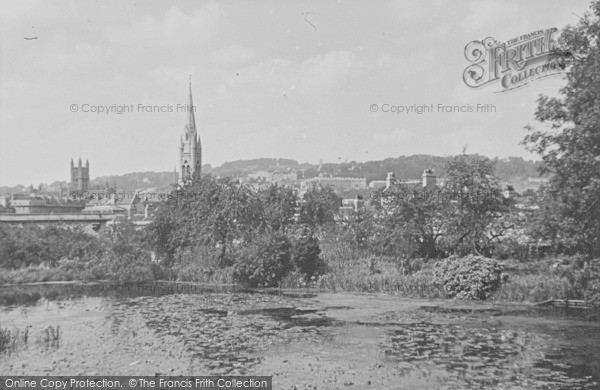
[0,257,586,304]
[279,256,581,303]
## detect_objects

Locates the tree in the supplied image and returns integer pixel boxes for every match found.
[232,231,293,287]
[375,184,446,259]
[257,184,297,232]
[144,201,180,268]
[338,205,376,251]
[522,2,600,257]
[298,184,341,227]
[440,154,507,256]
[292,231,326,281]
[101,221,155,281]
[146,175,263,268]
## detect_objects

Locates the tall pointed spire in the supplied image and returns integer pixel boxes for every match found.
[179,77,202,184]
[187,75,196,131]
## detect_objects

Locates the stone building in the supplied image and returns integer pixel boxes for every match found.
[179,79,202,183]
[302,176,367,192]
[70,157,89,192]
[10,194,84,214]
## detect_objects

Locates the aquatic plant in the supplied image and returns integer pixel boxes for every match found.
[0,326,26,355]
[39,325,61,347]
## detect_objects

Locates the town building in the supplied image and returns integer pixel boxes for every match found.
[369,180,387,189]
[302,176,367,192]
[9,193,84,214]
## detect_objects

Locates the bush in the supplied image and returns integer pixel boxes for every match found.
[433,255,506,300]
[232,232,293,287]
[101,247,155,282]
[172,245,233,283]
[0,225,102,269]
[571,259,600,307]
[292,234,326,281]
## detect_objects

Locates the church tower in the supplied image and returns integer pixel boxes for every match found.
[70,157,90,191]
[179,78,202,183]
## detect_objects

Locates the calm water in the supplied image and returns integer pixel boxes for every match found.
[1,282,599,389]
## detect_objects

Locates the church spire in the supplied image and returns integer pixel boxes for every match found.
[179,77,201,184]
[187,76,196,131]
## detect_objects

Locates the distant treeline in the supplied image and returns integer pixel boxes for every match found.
[1,154,546,195]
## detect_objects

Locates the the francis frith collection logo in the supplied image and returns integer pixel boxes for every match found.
[463,28,562,92]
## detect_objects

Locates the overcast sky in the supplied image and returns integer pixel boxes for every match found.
[0,0,591,186]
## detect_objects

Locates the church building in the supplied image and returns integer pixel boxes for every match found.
[179,79,202,183]
[70,157,90,191]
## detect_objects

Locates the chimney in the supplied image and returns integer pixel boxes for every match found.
[422,169,437,188]
[386,172,396,189]
[353,194,364,212]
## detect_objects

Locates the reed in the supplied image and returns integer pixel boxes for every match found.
[0,326,25,355]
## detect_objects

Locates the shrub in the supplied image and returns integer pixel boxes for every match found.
[0,225,102,269]
[574,259,600,307]
[292,234,326,281]
[173,245,233,283]
[318,225,372,269]
[232,232,293,287]
[101,247,155,282]
[433,255,506,300]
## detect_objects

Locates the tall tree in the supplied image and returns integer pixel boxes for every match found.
[375,184,446,259]
[522,2,600,257]
[298,184,341,227]
[146,175,263,267]
[257,184,298,232]
[441,154,507,256]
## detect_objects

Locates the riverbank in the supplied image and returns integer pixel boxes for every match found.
[0,257,587,304]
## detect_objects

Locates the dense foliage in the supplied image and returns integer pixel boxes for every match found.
[433,255,506,300]
[145,177,336,285]
[0,222,155,282]
[372,154,511,259]
[291,232,326,281]
[583,260,600,307]
[232,231,293,287]
[522,2,600,258]
[0,225,102,269]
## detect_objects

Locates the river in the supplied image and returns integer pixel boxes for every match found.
[1,282,599,389]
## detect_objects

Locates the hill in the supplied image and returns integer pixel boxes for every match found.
[1,155,547,194]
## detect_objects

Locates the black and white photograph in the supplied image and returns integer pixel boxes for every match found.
[1,1,600,389]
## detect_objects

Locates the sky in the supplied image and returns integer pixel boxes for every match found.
[0,0,592,186]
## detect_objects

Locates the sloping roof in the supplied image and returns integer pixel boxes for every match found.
[83,204,126,213]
